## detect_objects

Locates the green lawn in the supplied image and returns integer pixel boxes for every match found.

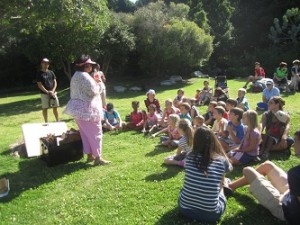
[0,77,299,225]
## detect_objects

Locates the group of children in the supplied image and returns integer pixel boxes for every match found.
[101,79,291,168]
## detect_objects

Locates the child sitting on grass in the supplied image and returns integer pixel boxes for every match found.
[178,126,232,223]
[152,114,181,147]
[260,110,289,159]
[144,89,161,114]
[212,106,228,137]
[179,102,192,123]
[225,98,238,113]
[174,88,185,103]
[183,98,200,119]
[217,101,229,120]
[125,101,145,131]
[160,99,180,128]
[237,88,249,111]
[218,107,245,152]
[164,119,194,167]
[203,101,217,127]
[103,103,125,131]
[142,105,159,134]
[199,80,213,105]
[193,115,206,130]
[229,110,261,165]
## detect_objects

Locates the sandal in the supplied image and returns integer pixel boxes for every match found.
[94,158,111,166]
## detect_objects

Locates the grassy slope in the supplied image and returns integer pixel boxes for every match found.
[0,78,299,225]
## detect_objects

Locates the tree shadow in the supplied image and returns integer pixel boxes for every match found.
[0,88,71,117]
[144,164,182,182]
[0,158,90,203]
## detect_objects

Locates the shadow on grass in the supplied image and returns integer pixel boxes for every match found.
[145,165,182,182]
[155,207,215,225]
[0,88,71,117]
[222,192,287,225]
[0,157,90,203]
[145,145,176,157]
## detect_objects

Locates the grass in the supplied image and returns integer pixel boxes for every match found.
[0,77,299,225]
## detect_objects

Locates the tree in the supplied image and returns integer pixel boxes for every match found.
[95,14,136,75]
[8,0,110,79]
[269,8,300,44]
[132,1,213,76]
[108,0,136,13]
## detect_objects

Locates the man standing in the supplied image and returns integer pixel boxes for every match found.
[36,58,59,122]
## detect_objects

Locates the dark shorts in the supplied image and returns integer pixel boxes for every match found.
[232,151,256,164]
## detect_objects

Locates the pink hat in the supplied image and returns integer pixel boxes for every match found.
[76,58,96,66]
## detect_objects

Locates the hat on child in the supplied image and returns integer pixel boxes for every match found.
[292,59,300,65]
[287,166,300,196]
[266,80,274,85]
[274,110,289,124]
[238,88,247,94]
[146,89,156,95]
[41,58,50,63]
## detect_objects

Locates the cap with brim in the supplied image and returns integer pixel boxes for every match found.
[292,59,300,64]
[41,58,50,63]
[266,80,274,85]
[238,88,247,94]
[76,58,96,67]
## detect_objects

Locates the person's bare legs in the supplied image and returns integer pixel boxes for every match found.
[229,160,276,190]
[243,75,254,88]
[42,108,48,123]
[53,107,59,121]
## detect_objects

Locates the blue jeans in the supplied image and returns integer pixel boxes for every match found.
[179,193,226,223]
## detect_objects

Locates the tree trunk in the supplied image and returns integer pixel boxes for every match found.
[62,60,71,80]
[102,54,112,75]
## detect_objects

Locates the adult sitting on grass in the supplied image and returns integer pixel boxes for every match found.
[243,62,266,89]
[256,80,280,111]
[260,96,293,154]
[273,61,290,92]
[228,130,300,225]
[178,127,232,223]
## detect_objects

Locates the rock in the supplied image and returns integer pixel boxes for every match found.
[160,80,175,86]
[129,86,142,91]
[113,86,127,93]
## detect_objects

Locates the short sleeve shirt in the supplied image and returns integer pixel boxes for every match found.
[36,70,56,93]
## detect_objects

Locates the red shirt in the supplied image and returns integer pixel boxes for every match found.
[255,67,266,78]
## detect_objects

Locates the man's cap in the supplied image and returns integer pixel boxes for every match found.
[274,110,289,124]
[266,80,274,85]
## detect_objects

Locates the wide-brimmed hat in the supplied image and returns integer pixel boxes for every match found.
[274,110,289,123]
[76,58,96,67]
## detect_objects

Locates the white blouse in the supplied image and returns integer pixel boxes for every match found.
[64,71,103,122]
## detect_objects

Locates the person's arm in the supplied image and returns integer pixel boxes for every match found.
[261,113,266,133]
[152,127,168,137]
[37,82,49,94]
[240,131,259,153]
[281,120,290,140]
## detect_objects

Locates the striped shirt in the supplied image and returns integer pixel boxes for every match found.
[179,155,231,211]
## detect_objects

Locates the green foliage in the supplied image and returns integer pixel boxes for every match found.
[9,0,110,79]
[95,13,136,74]
[108,0,136,13]
[132,1,213,76]
[269,8,300,44]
